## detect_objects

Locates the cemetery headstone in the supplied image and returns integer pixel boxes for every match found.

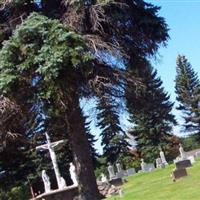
[126,168,136,176]
[195,151,200,158]
[141,159,146,172]
[175,160,192,170]
[172,168,188,180]
[179,143,187,160]
[159,148,168,166]
[188,155,195,164]
[156,158,164,168]
[141,159,155,172]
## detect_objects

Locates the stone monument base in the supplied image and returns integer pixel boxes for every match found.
[32,186,79,200]
[172,168,188,180]
[109,178,123,187]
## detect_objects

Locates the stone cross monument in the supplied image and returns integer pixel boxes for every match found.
[36,133,66,190]
[179,143,186,160]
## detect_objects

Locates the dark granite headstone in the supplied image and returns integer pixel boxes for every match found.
[172,168,188,180]
[109,178,123,187]
[175,160,192,169]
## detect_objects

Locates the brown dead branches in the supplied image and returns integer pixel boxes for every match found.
[0,95,24,149]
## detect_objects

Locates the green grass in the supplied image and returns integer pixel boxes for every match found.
[107,159,200,200]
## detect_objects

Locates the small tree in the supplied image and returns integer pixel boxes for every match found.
[175,55,200,136]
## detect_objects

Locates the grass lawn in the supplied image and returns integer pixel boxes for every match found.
[107,159,200,200]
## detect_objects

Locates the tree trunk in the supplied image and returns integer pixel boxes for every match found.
[66,91,100,200]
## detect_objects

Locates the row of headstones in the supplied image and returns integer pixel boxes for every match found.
[140,148,168,173]
[100,163,136,182]
[103,148,168,182]
[102,144,200,184]
[140,144,197,173]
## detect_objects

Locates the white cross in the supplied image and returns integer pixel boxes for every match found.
[36,133,66,189]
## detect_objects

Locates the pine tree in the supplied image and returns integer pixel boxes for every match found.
[175,55,200,135]
[97,97,129,164]
[127,66,178,162]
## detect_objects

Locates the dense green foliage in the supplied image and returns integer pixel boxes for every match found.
[127,66,179,162]
[175,55,200,136]
[0,13,91,95]
[0,186,29,200]
[180,135,200,152]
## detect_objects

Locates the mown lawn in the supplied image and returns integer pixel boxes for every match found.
[107,159,200,200]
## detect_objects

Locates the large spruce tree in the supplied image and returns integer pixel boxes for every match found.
[127,66,178,162]
[97,97,129,164]
[175,55,200,136]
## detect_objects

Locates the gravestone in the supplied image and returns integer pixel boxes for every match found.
[172,168,188,180]
[156,158,163,168]
[146,163,155,172]
[179,143,187,160]
[127,168,136,176]
[159,148,168,166]
[195,151,200,158]
[188,155,195,164]
[116,171,125,179]
[141,159,155,172]
[171,159,192,181]
[175,160,192,170]
[141,159,146,172]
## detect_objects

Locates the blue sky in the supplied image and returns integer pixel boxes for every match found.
[83,0,200,153]
[146,0,200,134]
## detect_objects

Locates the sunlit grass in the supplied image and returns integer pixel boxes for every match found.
[107,159,200,200]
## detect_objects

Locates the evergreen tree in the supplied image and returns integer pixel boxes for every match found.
[97,97,129,164]
[127,66,178,162]
[175,55,200,136]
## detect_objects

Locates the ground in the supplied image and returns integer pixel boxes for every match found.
[107,159,200,200]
